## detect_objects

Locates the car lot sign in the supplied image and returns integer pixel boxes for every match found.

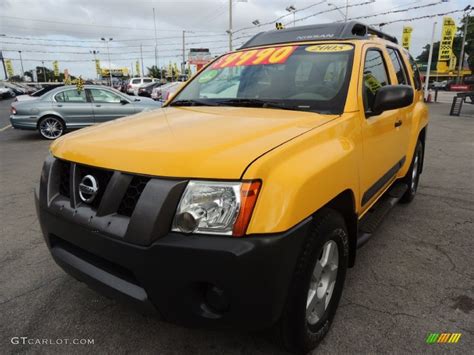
[188,48,213,65]
[53,61,60,77]
[401,26,413,51]
[101,68,129,77]
[95,60,101,75]
[5,59,14,78]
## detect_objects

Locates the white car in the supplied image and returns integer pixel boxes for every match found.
[127,77,156,95]
[151,82,182,101]
[0,87,15,99]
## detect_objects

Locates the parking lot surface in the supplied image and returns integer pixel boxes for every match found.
[1,97,473,354]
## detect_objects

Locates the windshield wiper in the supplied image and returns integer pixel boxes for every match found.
[216,98,299,111]
[170,99,218,107]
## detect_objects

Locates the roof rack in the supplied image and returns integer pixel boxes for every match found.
[240,21,398,49]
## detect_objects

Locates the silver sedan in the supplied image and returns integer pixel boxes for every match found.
[10,85,162,139]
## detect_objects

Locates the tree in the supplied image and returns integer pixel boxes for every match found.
[147,65,163,79]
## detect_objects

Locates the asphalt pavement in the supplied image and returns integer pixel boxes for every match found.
[0,96,473,354]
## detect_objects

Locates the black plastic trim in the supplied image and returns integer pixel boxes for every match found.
[362,156,406,206]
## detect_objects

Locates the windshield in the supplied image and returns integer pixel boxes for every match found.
[171,43,354,114]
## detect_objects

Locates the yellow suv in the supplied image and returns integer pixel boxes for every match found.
[36,22,428,353]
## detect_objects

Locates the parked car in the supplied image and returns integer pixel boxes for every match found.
[120,79,129,93]
[0,86,15,99]
[127,77,156,95]
[151,81,182,101]
[15,84,65,102]
[1,82,26,95]
[138,82,162,98]
[10,85,161,139]
[35,22,428,353]
[429,80,448,90]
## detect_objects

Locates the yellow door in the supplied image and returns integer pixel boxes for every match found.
[358,45,406,212]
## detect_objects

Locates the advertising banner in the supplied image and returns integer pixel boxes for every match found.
[53,61,60,77]
[401,26,413,51]
[5,59,14,77]
[438,17,456,62]
[135,61,140,76]
[95,59,101,75]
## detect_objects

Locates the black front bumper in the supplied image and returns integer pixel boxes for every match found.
[36,156,310,330]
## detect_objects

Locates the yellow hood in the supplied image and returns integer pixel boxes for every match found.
[51,106,335,179]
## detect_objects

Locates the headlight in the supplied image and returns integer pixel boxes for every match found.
[172,180,261,237]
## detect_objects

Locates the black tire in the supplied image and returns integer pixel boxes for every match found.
[400,140,423,203]
[276,208,349,354]
[38,116,65,140]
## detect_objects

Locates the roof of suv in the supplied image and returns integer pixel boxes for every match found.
[240,21,398,49]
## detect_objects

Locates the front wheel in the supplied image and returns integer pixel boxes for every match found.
[38,116,65,140]
[400,140,423,203]
[276,209,349,353]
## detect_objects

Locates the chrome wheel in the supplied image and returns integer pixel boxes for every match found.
[411,153,419,192]
[39,117,63,139]
[306,240,339,325]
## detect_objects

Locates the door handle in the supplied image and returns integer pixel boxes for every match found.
[394,120,402,127]
[56,104,63,107]
[95,104,101,107]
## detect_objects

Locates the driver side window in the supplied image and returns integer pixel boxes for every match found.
[363,49,390,115]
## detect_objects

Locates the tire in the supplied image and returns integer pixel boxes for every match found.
[38,116,65,140]
[276,208,349,354]
[400,140,423,204]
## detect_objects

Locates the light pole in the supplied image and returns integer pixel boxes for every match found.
[41,60,46,82]
[286,5,296,27]
[18,50,24,79]
[0,34,7,80]
[424,21,437,101]
[227,0,248,52]
[140,43,144,78]
[101,37,113,86]
[153,7,162,80]
[456,5,471,84]
[90,50,100,80]
[182,30,187,74]
[328,3,346,21]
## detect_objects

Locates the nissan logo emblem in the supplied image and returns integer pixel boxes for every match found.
[78,175,99,203]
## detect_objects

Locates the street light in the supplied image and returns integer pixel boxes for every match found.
[90,50,100,80]
[327,3,346,21]
[101,37,113,87]
[252,19,260,26]
[285,5,297,27]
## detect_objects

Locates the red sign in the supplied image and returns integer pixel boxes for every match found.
[211,46,298,69]
[449,84,470,91]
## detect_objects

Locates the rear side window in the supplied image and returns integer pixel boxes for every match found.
[408,55,422,90]
[363,49,390,113]
[143,79,152,83]
[55,89,87,103]
[387,48,409,85]
[131,79,140,84]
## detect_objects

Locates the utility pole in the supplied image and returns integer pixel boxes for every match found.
[456,6,471,84]
[18,50,24,79]
[41,60,46,82]
[90,50,99,80]
[182,30,186,74]
[424,21,437,101]
[140,43,145,78]
[345,0,349,22]
[101,38,113,86]
[153,8,159,73]
[228,0,233,51]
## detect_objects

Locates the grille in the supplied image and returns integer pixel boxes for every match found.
[117,176,150,217]
[58,160,71,198]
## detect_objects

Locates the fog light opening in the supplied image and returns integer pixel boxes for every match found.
[205,284,230,313]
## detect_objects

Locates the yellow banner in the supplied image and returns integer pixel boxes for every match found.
[5,59,14,77]
[438,17,456,62]
[95,59,101,75]
[135,61,140,76]
[53,61,59,77]
[401,26,413,51]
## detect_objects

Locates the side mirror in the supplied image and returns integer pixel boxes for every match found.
[120,99,129,105]
[372,85,414,115]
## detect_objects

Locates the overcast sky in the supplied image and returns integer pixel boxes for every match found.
[0,0,471,79]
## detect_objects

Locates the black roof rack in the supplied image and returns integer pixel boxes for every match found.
[240,21,398,49]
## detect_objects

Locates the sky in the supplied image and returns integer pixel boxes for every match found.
[0,0,471,79]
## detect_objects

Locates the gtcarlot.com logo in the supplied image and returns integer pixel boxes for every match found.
[11,337,94,345]
[426,333,462,344]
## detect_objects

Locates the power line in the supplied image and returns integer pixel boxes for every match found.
[373,8,467,26]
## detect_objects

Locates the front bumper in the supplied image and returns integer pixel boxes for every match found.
[36,156,310,330]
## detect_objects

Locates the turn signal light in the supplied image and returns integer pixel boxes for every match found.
[232,180,261,237]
